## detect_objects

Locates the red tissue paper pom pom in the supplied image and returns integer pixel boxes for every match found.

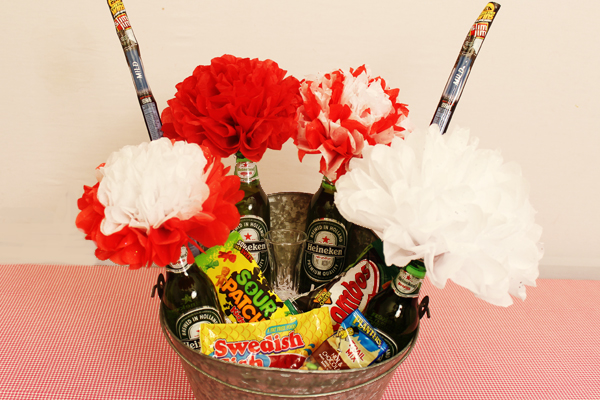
[161,54,302,162]
[75,139,244,269]
[293,65,410,182]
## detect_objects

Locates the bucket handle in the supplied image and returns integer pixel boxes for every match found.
[419,295,430,319]
[151,273,165,299]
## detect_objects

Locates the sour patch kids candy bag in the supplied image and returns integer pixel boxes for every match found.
[196,231,292,323]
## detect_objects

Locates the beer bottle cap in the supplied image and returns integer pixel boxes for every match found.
[406,260,427,279]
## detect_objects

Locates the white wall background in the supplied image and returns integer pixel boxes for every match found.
[1,0,598,278]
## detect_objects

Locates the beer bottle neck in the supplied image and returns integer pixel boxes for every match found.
[166,246,194,274]
[391,260,426,298]
[235,152,261,186]
[320,175,336,194]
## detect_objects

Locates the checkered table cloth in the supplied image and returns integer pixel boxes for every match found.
[0,264,598,400]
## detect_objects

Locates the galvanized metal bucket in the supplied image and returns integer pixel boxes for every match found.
[158,192,419,400]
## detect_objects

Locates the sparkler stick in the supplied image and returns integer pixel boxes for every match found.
[107,0,162,141]
[431,2,501,134]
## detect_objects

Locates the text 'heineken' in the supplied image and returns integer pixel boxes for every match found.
[233,152,271,283]
[365,260,427,360]
[161,246,225,351]
[299,176,353,294]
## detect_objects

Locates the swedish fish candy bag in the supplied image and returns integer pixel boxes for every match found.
[196,231,292,324]
[200,308,333,369]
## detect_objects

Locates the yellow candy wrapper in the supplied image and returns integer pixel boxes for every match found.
[196,231,292,324]
[200,307,333,369]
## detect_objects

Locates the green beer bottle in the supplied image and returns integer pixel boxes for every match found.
[364,260,427,360]
[161,246,225,351]
[298,176,353,294]
[233,152,271,283]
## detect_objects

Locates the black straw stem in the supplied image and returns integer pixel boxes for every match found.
[107,0,163,141]
[430,2,501,134]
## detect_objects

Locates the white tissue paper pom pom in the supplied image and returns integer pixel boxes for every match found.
[335,126,543,306]
[96,138,210,235]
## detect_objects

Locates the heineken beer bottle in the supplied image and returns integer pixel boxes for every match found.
[233,152,271,282]
[364,260,426,359]
[162,246,225,351]
[298,176,353,293]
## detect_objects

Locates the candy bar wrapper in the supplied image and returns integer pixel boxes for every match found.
[289,240,397,330]
[196,231,293,324]
[301,309,388,370]
[200,307,333,369]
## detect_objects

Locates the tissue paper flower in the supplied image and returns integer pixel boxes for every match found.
[334,126,543,306]
[161,54,302,162]
[76,138,244,269]
[293,65,410,182]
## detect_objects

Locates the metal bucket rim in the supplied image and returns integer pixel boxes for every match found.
[268,191,313,197]
[159,304,418,377]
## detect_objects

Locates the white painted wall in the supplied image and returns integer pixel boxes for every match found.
[1,0,598,278]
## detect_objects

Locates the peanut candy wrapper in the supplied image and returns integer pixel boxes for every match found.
[200,307,333,369]
[301,309,388,370]
[196,231,292,324]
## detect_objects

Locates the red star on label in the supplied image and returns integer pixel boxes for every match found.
[321,236,330,243]
[244,233,253,240]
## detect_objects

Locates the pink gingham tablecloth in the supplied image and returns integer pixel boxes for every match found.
[0,264,598,400]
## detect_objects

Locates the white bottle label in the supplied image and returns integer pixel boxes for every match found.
[235,215,269,273]
[166,246,193,273]
[175,306,224,351]
[302,218,348,283]
[392,269,421,297]
[235,160,258,183]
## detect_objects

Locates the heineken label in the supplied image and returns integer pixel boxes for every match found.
[175,306,223,351]
[302,218,348,283]
[236,215,269,273]
[392,269,422,297]
[234,160,258,183]
[166,246,193,273]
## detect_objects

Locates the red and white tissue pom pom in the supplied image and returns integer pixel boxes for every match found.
[334,126,543,306]
[76,138,243,269]
[293,65,409,182]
